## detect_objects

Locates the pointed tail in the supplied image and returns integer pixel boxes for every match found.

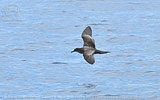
[95,50,110,54]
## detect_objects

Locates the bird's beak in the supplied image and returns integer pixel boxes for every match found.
[71,50,74,53]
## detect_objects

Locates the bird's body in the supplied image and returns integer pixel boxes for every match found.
[71,26,110,64]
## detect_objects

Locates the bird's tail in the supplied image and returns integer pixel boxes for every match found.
[95,50,110,54]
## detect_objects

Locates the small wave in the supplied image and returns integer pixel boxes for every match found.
[52,62,68,65]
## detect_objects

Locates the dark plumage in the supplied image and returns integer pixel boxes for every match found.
[71,26,110,64]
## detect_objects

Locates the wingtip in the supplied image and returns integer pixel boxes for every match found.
[87,26,91,29]
[88,62,94,65]
[90,63,94,65]
[88,61,95,65]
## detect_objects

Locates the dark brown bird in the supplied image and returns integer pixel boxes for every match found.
[71,26,110,64]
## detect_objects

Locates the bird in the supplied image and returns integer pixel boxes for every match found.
[71,26,110,64]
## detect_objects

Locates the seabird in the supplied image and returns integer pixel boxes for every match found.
[71,26,110,64]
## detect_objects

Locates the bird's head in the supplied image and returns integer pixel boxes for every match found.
[71,48,83,53]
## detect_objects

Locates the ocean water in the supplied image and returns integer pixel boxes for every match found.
[0,0,160,100]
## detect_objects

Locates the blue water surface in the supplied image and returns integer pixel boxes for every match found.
[0,0,160,100]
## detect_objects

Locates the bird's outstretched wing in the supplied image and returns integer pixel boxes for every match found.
[81,26,95,48]
[83,49,95,64]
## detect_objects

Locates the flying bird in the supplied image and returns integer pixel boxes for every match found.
[71,26,110,64]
